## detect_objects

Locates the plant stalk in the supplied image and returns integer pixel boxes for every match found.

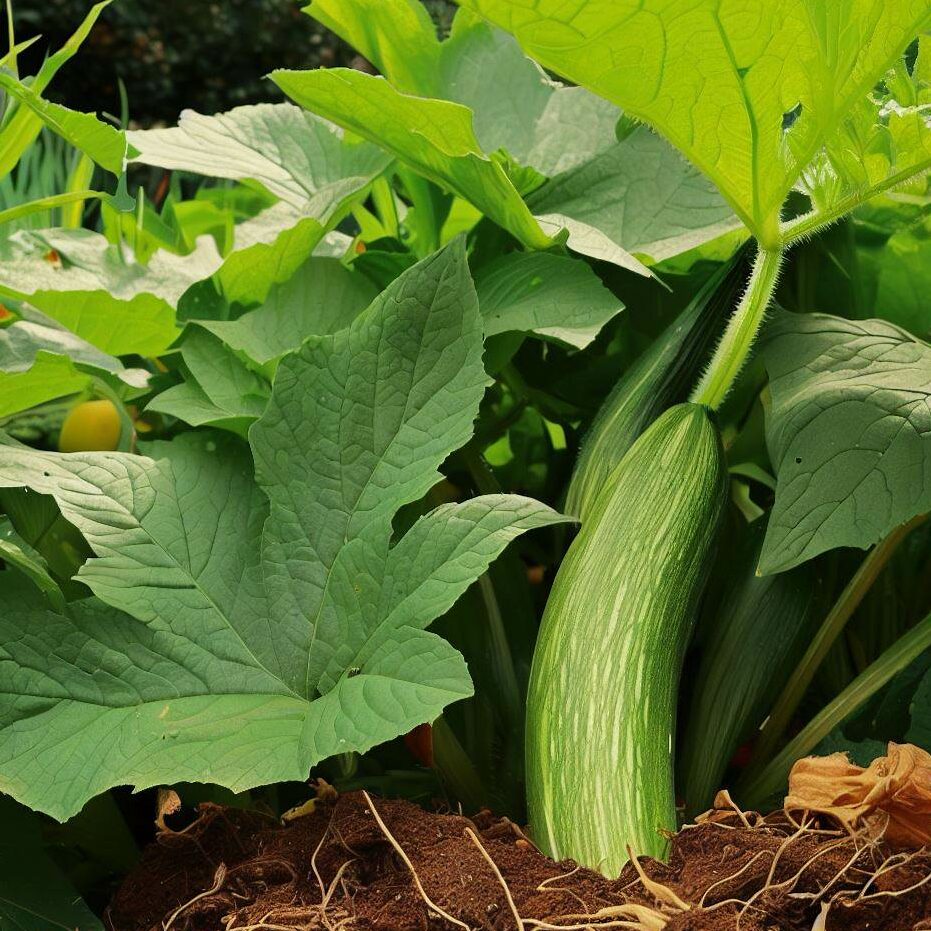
[781,158,931,246]
[737,608,931,807]
[750,514,925,766]
[690,247,782,411]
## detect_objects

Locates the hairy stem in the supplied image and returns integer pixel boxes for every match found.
[737,608,931,807]
[690,247,783,410]
[750,515,925,767]
[782,158,931,246]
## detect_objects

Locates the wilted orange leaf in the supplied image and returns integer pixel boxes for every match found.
[785,742,931,846]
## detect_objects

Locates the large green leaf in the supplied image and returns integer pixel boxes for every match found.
[128,104,392,305]
[199,255,378,367]
[0,308,149,418]
[0,793,103,931]
[528,129,742,265]
[455,0,931,244]
[0,242,568,820]
[474,252,623,349]
[0,229,223,355]
[304,3,737,269]
[272,68,554,251]
[305,0,442,95]
[760,311,931,573]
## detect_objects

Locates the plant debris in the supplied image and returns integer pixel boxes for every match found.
[785,742,931,847]
[107,786,931,931]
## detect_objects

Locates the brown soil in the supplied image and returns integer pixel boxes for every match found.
[107,788,931,931]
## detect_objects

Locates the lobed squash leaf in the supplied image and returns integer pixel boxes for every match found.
[128,104,392,305]
[0,241,569,821]
[272,68,556,251]
[300,1,738,270]
[454,0,931,244]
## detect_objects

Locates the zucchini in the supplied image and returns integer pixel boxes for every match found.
[528,403,727,875]
[678,516,816,817]
[566,254,746,521]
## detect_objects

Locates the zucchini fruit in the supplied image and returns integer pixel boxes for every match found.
[678,516,816,817]
[527,403,727,875]
[566,254,746,521]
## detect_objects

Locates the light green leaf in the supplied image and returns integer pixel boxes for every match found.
[0,792,103,931]
[304,0,442,95]
[474,252,623,349]
[455,0,931,244]
[128,104,388,211]
[128,104,391,305]
[147,329,269,433]
[199,255,378,366]
[796,41,931,218]
[528,129,742,265]
[307,0,618,175]
[0,73,128,174]
[0,307,150,418]
[0,242,566,820]
[0,229,223,355]
[272,68,554,250]
[437,19,619,177]
[144,380,254,434]
[300,6,737,269]
[760,311,931,573]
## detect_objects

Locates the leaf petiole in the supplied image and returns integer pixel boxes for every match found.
[781,157,931,246]
[689,247,783,411]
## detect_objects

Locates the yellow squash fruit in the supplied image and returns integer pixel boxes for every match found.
[58,400,122,453]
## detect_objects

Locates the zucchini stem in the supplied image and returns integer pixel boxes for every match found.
[690,247,783,411]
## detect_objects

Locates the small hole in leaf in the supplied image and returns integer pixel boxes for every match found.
[795,457,802,464]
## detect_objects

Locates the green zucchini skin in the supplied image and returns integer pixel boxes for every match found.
[565,255,745,522]
[527,403,728,876]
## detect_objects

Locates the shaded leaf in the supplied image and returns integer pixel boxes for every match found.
[474,252,623,349]
[0,793,103,931]
[761,311,931,573]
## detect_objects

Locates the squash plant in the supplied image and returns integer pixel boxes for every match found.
[1,0,931,916]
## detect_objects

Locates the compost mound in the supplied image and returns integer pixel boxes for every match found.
[108,789,931,931]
